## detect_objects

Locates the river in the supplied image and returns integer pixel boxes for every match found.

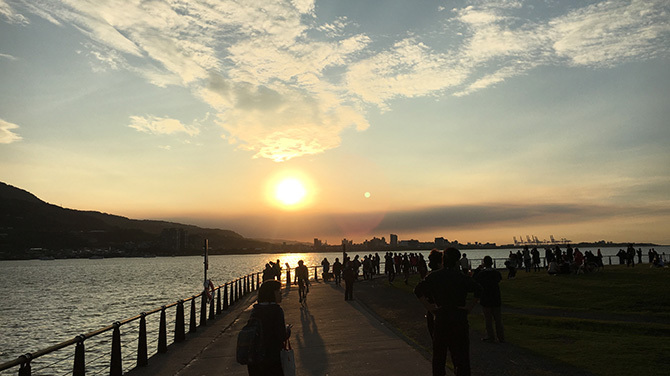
[0,246,666,375]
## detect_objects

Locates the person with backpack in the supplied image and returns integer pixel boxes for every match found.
[241,280,290,376]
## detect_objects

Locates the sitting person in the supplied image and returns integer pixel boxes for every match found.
[547,260,559,275]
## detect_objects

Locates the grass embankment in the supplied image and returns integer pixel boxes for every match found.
[369,266,670,376]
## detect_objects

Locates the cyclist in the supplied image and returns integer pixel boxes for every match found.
[296,260,310,305]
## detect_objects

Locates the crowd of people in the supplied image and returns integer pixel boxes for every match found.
[247,244,665,376]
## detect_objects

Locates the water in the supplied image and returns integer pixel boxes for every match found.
[0,247,666,374]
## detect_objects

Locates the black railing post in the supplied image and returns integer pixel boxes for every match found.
[245,275,248,294]
[137,313,148,366]
[314,266,319,281]
[235,279,239,302]
[73,336,85,376]
[189,297,197,333]
[110,322,122,376]
[18,354,31,376]
[223,283,229,310]
[200,293,207,327]
[175,300,185,343]
[257,273,260,289]
[158,307,167,353]
[216,288,222,314]
[209,294,215,320]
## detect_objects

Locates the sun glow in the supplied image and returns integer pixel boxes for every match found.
[266,172,315,210]
[276,178,306,206]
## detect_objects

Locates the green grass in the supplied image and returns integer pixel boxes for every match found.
[380,266,670,376]
[492,266,670,376]
[500,265,670,317]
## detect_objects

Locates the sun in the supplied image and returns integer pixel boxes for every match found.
[275,178,307,206]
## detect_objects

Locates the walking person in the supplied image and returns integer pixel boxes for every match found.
[247,280,290,376]
[295,260,309,306]
[415,247,482,376]
[474,256,505,343]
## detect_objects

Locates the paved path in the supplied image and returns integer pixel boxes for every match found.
[128,281,433,376]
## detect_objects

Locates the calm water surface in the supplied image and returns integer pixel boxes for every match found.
[0,247,666,374]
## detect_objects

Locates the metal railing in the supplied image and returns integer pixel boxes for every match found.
[0,271,264,376]
[1,253,642,375]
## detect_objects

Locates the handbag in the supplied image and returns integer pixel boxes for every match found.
[280,339,296,376]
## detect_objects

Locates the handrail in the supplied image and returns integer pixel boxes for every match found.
[0,270,264,375]
[1,253,619,374]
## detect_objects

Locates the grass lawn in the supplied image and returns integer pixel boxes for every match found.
[378,265,670,376]
[485,265,670,376]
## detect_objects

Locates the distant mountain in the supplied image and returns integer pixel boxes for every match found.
[0,182,275,259]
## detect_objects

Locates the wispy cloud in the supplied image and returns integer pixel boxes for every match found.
[0,119,22,144]
[128,116,199,136]
[0,0,29,24]
[5,0,669,160]
[0,52,18,60]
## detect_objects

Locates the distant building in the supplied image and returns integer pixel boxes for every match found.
[313,238,322,248]
[390,234,398,248]
[435,237,448,249]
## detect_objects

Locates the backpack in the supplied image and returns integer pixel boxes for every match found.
[236,316,264,365]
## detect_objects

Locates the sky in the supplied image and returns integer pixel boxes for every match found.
[1,0,669,246]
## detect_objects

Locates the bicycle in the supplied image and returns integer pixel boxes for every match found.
[298,278,309,307]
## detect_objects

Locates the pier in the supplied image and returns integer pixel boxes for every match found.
[126,280,433,376]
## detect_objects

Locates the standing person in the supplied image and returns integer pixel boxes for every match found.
[295,260,309,305]
[402,254,411,284]
[385,252,396,284]
[474,256,505,343]
[415,247,482,376]
[284,263,291,290]
[332,258,342,286]
[531,247,541,272]
[460,253,470,275]
[272,260,282,280]
[522,246,531,273]
[247,280,290,376]
[423,249,443,339]
[321,257,330,282]
[262,263,275,281]
[343,261,355,301]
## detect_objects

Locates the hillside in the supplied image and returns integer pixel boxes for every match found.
[0,182,273,259]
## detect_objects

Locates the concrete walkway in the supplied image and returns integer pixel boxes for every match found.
[128,281,433,376]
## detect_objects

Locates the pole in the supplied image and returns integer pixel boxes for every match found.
[203,239,209,289]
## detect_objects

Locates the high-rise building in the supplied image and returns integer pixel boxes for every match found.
[390,234,398,248]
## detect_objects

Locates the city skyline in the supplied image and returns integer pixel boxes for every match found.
[1,1,669,246]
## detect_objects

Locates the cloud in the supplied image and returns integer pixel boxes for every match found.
[0,52,18,61]
[9,0,669,160]
[128,116,199,136]
[0,119,22,144]
[185,201,670,243]
[550,0,670,67]
[0,0,29,24]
